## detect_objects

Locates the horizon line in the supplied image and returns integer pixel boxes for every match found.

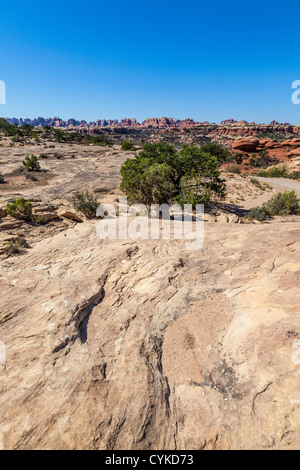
[1,116,296,127]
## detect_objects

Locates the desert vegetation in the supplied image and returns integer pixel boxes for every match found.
[6,198,33,221]
[248,150,279,169]
[0,118,111,147]
[121,141,136,151]
[71,191,100,219]
[22,155,41,172]
[53,129,110,146]
[4,237,27,256]
[226,164,241,175]
[255,165,300,180]
[5,198,50,225]
[245,191,300,221]
[120,142,228,208]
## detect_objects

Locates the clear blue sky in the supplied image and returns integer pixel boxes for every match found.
[0,0,299,123]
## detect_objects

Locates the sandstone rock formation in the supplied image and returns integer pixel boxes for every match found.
[258,138,281,149]
[282,139,300,147]
[4,117,299,135]
[231,138,259,152]
[221,119,236,125]
[0,221,300,450]
[287,148,300,158]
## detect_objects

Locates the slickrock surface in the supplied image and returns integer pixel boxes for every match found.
[0,143,131,204]
[0,142,300,450]
[0,221,300,450]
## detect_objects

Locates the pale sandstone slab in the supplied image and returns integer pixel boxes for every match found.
[0,222,299,450]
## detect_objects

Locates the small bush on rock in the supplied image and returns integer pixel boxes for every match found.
[6,198,33,221]
[289,171,300,180]
[250,177,261,187]
[245,191,299,221]
[121,141,136,151]
[22,155,41,172]
[226,164,241,175]
[245,206,270,222]
[234,153,244,164]
[265,191,299,216]
[4,237,27,256]
[267,165,288,178]
[71,191,100,219]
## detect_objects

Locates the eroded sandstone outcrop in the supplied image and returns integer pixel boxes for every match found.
[0,222,299,450]
[231,138,259,152]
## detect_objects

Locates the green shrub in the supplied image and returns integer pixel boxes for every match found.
[179,172,212,206]
[249,152,279,169]
[249,155,258,167]
[0,118,21,136]
[20,123,33,136]
[250,177,261,187]
[244,191,299,221]
[288,171,300,180]
[53,129,64,142]
[24,171,38,181]
[245,206,270,221]
[22,155,41,172]
[258,149,269,158]
[4,237,27,256]
[87,134,110,146]
[234,153,244,164]
[226,164,241,175]
[121,141,136,151]
[256,164,288,178]
[145,163,176,205]
[265,191,299,216]
[31,131,39,141]
[6,198,32,221]
[120,142,226,208]
[256,170,269,177]
[200,142,231,163]
[71,191,100,219]
[267,165,288,178]
[32,214,48,225]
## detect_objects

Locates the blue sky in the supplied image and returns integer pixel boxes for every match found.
[0,0,299,123]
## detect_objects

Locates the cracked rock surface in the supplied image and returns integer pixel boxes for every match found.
[0,221,300,450]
